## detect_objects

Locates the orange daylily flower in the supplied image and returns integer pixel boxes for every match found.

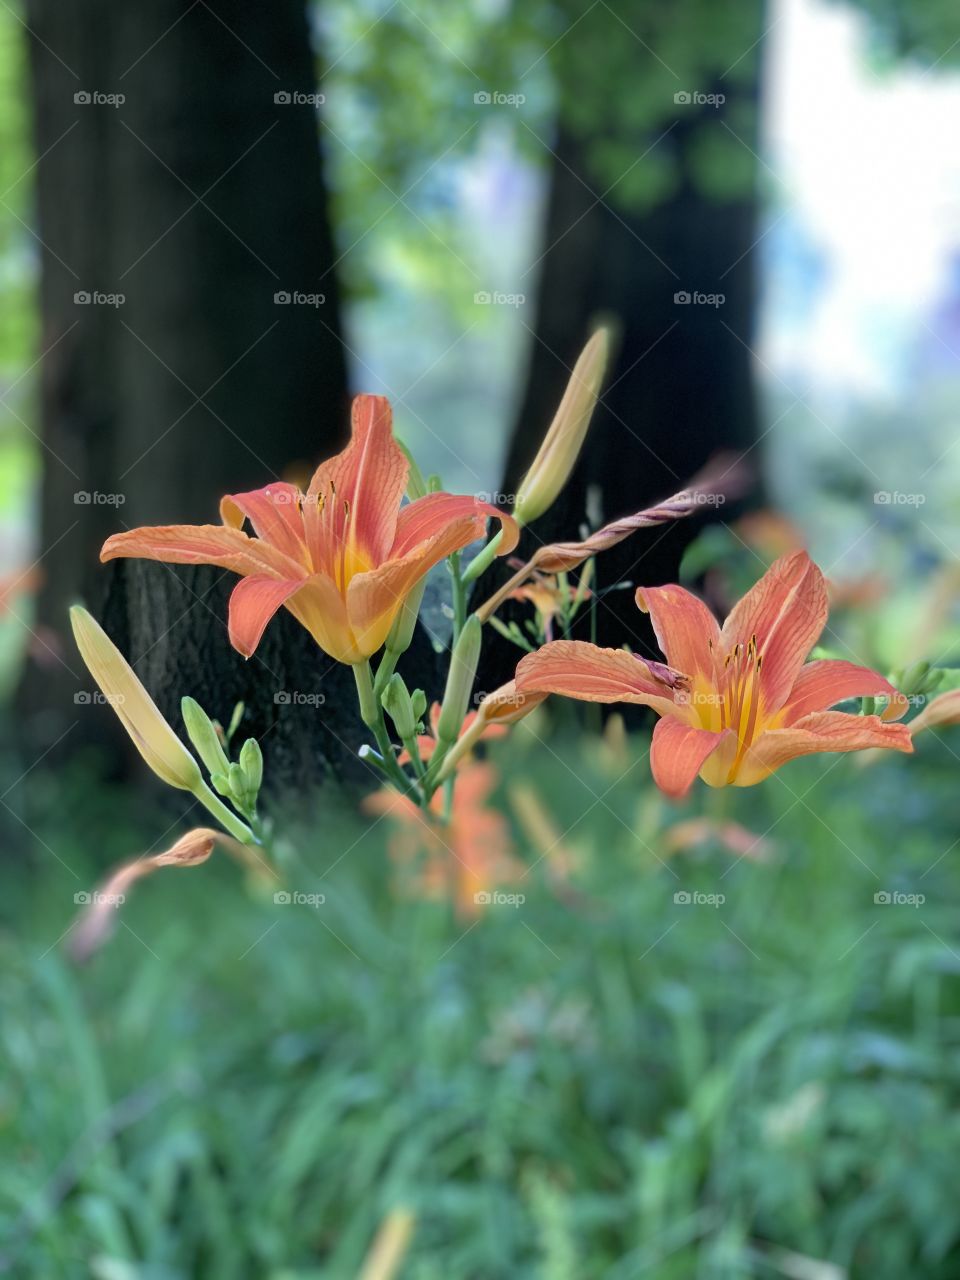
[101,396,518,664]
[364,762,522,917]
[516,551,913,799]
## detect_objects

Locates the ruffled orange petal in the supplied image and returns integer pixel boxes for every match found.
[100,523,300,580]
[227,574,304,658]
[635,583,720,678]
[392,492,519,559]
[720,550,828,715]
[304,395,408,572]
[650,717,727,800]
[220,482,309,567]
[732,710,913,787]
[784,659,908,724]
[515,640,692,722]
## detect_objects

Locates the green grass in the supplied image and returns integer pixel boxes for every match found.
[2,724,960,1278]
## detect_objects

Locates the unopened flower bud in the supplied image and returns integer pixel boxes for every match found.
[239,737,263,797]
[410,688,428,724]
[385,579,426,658]
[437,615,482,744]
[381,674,417,741]
[70,606,202,792]
[513,328,609,526]
[181,696,230,777]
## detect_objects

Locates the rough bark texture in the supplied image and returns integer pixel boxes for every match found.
[474,99,761,692]
[20,0,358,785]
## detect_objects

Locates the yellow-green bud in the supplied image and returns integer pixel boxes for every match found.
[239,737,263,796]
[70,606,202,793]
[513,328,609,526]
[410,688,428,724]
[899,660,942,700]
[381,674,417,741]
[385,578,426,657]
[181,696,231,777]
[227,761,251,809]
[437,615,482,744]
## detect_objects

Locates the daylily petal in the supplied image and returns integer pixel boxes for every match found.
[220,482,309,567]
[392,492,519,559]
[635,583,720,678]
[284,573,362,664]
[101,523,300,580]
[733,710,913,787]
[909,688,960,736]
[347,513,511,659]
[784,659,908,724]
[650,717,727,800]
[227,574,304,658]
[720,550,828,715]
[304,394,408,572]
[516,640,692,722]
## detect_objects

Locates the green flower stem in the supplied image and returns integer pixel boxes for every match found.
[401,734,427,781]
[354,661,420,800]
[373,647,399,698]
[448,551,467,641]
[461,529,504,584]
[192,780,257,844]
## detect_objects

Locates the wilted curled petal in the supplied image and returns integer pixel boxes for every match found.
[69,827,267,963]
[909,688,960,736]
[477,680,548,726]
[529,460,747,576]
[476,458,747,623]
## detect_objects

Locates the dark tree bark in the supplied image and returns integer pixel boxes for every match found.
[20,1,361,786]
[475,97,761,690]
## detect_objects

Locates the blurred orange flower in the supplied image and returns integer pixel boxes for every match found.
[364,763,522,917]
[508,566,590,640]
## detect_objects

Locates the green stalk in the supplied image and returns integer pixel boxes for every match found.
[448,551,467,641]
[353,661,419,800]
[461,529,504,584]
[192,780,256,844]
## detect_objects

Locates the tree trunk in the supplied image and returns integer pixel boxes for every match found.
[475,99,761,691]
[20,0,359,786]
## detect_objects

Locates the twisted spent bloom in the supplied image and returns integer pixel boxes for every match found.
[477,454,745,622]
[101,395,518,664]
[516,551,913,799]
